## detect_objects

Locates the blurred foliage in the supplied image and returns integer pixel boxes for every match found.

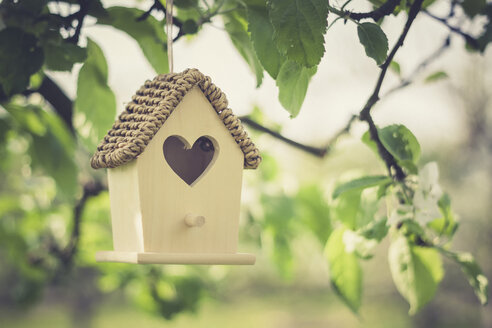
[0,0,490,325]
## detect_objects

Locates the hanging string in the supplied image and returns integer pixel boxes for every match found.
[166,0,174,73]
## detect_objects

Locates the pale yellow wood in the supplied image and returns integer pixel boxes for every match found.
[96,250,138,263]
[96,251,255,265]
[107,161,144,252]
[184,214,206,227]
[137,86,244,254]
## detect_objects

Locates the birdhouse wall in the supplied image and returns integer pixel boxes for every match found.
[136,86,244,254]
[107,161,144,252]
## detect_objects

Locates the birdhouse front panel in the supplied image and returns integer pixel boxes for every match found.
[136,86,244,254]
[90,69,261,264]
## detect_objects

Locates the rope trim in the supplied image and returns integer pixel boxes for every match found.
[90,68,261,170]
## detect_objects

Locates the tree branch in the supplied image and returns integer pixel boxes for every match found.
[36,75,75,133]
[346,0,401,21]
[67,0,89,44]
[240,116,328,157]
[423,10,480,50]
[240,114,358,158]
[138,0,184,41]
[359,0,425,181]
[29,180,106,275]
[61,180,105,270]
[137,0,229,42]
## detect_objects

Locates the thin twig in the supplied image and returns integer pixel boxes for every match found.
[329,0,401,22]
[240,114,358,158]
[201,0,211,11]
[63,180,105,268]
[322,114,358,150]
[240,116,328,157]
[28,181,106,275]
[67,0,88,44]
[384,35,451,96]
[423,10,480,50]
[347,0,401,21]
[359,0,425,181]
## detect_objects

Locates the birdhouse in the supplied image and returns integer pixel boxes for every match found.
[90,69,261,265]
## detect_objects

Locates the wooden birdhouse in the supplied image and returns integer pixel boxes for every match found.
[90,69,261,265]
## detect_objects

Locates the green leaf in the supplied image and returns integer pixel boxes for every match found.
[258,152,280,181]
[176,5,202,22]
[174,0,199,9]
[247,3,283,79]
[422,0,438,9]
[325,227,362,313]
[181,19,199,35]
[399,159,419,175]
[399,219,426,238]
[296,185,332,244]
[85,0,108,19]
[390,61,401,75]
[367,0,386,7]
[363,126,420,175]
[461,0,486,18]
[4,104,78,197]
[276,60,316,117]
[359,217,389,241]
[357,22,388,66]
[29,71,44,89]
[0,28,44,95]
[0,118,9,148]
[427,193,458,238]
[267,0,328,67]
[378,124,421,165]
[4,104,47,136]
[43,42,87,72]
[75,38,116,151]
[441,250,489,305]
[377,179,393,199]
[98,7,168,74]
[272,233,295,280]
[361,130,379,155]
[261,194,297,279]
[389,236,444,314]
[224,11,264,87]
[428,217,457,238]
[334,190,361,230]
[2,0,48,15]
[29,131,78,198]
[333,175,392,199]
[424,71,448,83]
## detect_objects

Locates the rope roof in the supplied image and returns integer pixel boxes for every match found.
[90,69,261,170]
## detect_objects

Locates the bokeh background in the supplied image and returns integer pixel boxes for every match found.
[1,0,491,327]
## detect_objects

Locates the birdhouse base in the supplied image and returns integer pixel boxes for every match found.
[95,251,256,265]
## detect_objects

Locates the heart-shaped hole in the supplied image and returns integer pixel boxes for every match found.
[163,135,218,186]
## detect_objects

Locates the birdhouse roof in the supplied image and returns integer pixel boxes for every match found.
[90,69,261,170]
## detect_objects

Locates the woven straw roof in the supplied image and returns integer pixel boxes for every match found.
[90,69,261,170]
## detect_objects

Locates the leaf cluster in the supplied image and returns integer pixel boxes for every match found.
[250,124,488,315]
